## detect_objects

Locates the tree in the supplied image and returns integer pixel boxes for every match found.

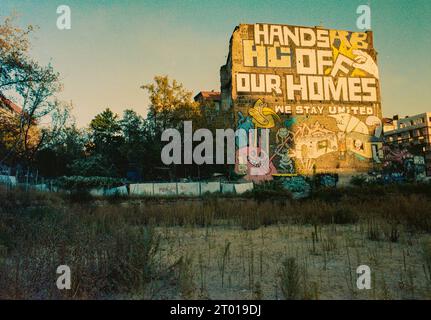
[141,75,200,132]
[120,109,144,144]
[83,108,125,177]
[0,15,64,166]
[119,109,146,180]
[89,108,122,149]
[141,75,231,180]
[35,124,86,177]
[15,62,62,160]
[0,15,35,91]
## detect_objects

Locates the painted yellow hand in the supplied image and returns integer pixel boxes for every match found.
[352,49,379,79]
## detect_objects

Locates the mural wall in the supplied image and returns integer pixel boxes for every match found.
[222,23,383,180]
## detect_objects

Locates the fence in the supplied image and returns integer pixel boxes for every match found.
[58,181,253,196]
[128,181,253,196]
[0,175,17,187]
[0,173,254,197]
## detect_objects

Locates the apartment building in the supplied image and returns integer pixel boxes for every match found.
[383,112,431,175]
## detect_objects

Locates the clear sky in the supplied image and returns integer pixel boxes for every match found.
[1,0,430,126]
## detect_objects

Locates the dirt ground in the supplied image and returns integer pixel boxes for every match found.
[153,223,431,300]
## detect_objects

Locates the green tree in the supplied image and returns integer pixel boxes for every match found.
[141,75,231,180]
[86,108,125,177]
[119,109,146,180]
[35,124,86,177]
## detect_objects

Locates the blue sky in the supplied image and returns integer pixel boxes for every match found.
[1,0,430,126]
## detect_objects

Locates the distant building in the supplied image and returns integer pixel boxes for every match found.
[383,112,431,175]
[0,93,22,116]
[194,91,221,110]
[382,116,397,132]
[0,93,40,158]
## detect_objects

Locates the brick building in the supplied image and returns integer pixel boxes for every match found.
[0,93,22,116]
[220,23,384,181]
[194,90,221,110]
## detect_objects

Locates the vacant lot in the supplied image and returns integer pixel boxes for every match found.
[0,184,430,299]
[155,223,431,299]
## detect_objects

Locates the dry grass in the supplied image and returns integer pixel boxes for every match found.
[0,184,431,299]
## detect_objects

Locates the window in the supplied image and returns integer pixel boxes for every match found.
[414,118,424,125]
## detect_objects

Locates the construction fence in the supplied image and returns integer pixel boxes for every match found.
[0,174,254,197]
[97,181,254,197]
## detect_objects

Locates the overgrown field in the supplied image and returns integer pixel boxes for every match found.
[0,184,431,299]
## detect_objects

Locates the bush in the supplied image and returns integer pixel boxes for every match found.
[350,175,368,187]
[55,176,125,191]
[0,202,162,299]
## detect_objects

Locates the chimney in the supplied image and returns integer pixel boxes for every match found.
[392,115,399,129]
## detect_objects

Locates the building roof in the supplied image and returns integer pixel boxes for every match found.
[382,117,394,125]
[194,91,221,102]
[0,93,22,114]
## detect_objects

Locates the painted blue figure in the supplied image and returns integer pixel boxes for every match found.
[284,117,296,128]
[236,111,254,148]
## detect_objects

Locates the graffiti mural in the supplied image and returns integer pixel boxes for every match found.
[289,121,338,172]
[235,145,277,182]
[248,99,280,129]
[225,23,383,180]
[281,176,311,199]
[272,124,296,174]
[236,111,254,149]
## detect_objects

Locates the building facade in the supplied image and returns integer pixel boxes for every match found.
[220,23,384,181]
[0,93,22,116]
[194,91,221,110]
[384,113,431,176]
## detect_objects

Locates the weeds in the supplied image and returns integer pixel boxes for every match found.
[177,255,195,299]
[1,185,431,299]
[422,240,431,285]
[218,241,231,288]
[367,218,381,242]
[279,257,300,300]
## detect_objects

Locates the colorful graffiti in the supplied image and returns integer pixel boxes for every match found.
[383,145,412,167]
[236,145,277,182]
[272,114,383,174]
[248,99,280,129]
[236,111,254,148]
[229,23,383,180]
[273,126,295,173]
[236,101,385,179]
[381,145,427,181]
[281,176,311,199]
[288,121,338,172]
